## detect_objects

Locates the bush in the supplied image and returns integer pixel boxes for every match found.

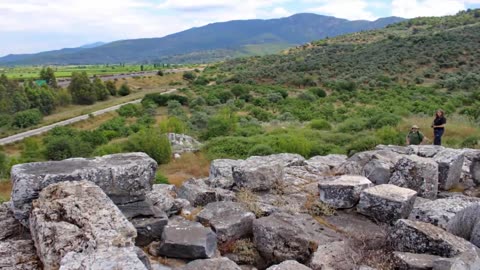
[159,117,187,134]
[310,119,332,130]
[248,144,275,156]
[142,94,188,106]
[346,137,379,156]
[375,126,403,145]
[44,135,93,160]
[117,103,142,117]
[98,117,131,138]
[118,83,131,96]
[155,171,169,184]
[12,109,43,128]
[461,136,480,148]
[337,118,368,133]
[309,88,327,98]
[105,81,117,96]
[125,129,172,164]
[0,151,8,178]
[92,143,125,156]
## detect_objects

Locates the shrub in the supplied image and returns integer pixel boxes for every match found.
[309,87,327,98]
[159,117,187,134]
[337,118,368,133]
[183,72,196,81]
[346,137,379,156]
[0,151,8,178]
[12,109,43,128]
[125,129,172,164]
[155,171,169,184]
[117,103,142,118]
[98,117,130,138]
[44,136,93,160]
[461,136,480,148]
[92,143,125,156]
[298,92,317,102]
[375,126,403,145]
[105,81,117,96]
[248,144,275,156]
[118,83,131,96]
[310,119,332,130]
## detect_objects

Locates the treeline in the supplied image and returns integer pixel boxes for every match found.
[0,68,132,131]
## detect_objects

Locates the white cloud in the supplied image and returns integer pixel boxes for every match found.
[391,0,467,18]
[272,7,292,17]
[307,0,378,20]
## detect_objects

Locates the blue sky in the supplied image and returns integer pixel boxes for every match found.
[1,0,479,56]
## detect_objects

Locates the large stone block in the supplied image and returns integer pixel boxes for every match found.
[60,247,149,270]
[11,153,157,226]
[146,184,178,216]
[232,160,284,192]
[471,154,480,186]
[308,241,358,270]
[208,159,242,189]
[196,202,255,243]
[266,260,312,270]
[408,145,445,158]
[357,184,417,223]
[390,155,439,199]
[447,203,480,247]
[0,240,41,270]
[132,213,169,246]
[306,154,347,173]
[29,181,138,270]
[318,175,373,209]
[177,178,235,207]
[154,217,217,259]
[0,201,28,241]
[392,252,440,270]
[389,219,478,258]
[181,258,242,270]
[434,149,465,190]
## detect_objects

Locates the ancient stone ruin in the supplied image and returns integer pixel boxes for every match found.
[1,145,480,269]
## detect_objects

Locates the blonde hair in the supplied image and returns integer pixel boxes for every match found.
[436,109,444,117]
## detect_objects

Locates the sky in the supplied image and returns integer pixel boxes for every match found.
[1,0,480,56]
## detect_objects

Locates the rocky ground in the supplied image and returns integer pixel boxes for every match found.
[1,144,480,269]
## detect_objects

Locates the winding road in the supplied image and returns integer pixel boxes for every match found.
[0,88,177,146]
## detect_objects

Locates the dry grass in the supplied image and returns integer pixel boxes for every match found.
[71,112,117,130]
[180,207,203,221]
[304,194,336,217]
[119,72,184,89]
[236,188,264,217]
[0,181,12,202]
[158,152,210,187]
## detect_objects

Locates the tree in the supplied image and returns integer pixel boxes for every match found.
[183,71,196,82]
[26,86,56,115]
[12,109,42,128]
[69,72,96,105]
[40,67,58,88]
[118,83,131,96]
[92,77,109,101]
[125,129,172,164]
[105,81,117,96]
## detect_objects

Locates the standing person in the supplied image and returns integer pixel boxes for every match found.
[406,125,425,145]
[432,109,447,146]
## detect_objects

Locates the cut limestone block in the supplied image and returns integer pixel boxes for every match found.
[357,184,417,223]
[318,175,373,209]
[433,149,465,190]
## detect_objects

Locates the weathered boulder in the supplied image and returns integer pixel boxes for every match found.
[0,201,27,241]
[447,203,480,247]
[177,178,235,207]
[0,240,41,270]
[208,159,242,189]
[196,202,255,243]
[11,152,157,226]
[409,145,445,158]
[117,199,159,219]
[146,184,177,215]
[389,219,478,257]
[471,154,480,186]
[232,160,284,192]
[60,246,149,270]
[167,133,202,154]
[376,145,413,155]
[362,158,393,184]
[357,184,417,223]
[180,257,241,270]
[253,212,341,264]
[432,250,480,270]
[29,181,138,270]
[390,155,439,199]
[408,196,480,229]
[306,154,347,172]
[266,260,312,270]
[318,175,373,209]
[434,149,465,190]
[335,150,402,176]
[308,241,358,270]
[154,217,217,259]
[253,192,309,216]
[393,251,440,270]
[247,153,306,167]
[132,213,169,246]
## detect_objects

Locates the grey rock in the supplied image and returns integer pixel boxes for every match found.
[409,145,445,158]
[254,192,309,216]
[168,133,202,154]
[432,250,480,270]
[335,150,402,176]
[253,212,341,264]
[196,202,255,243]
[358,266,379,270]
[29,181,137,270]
[208,159,242,189]
[11,152,157,226]
[447,203,480,247]
[390,219,478,257]
[306,154,347,171]
[409,196,480,229]
[155,217,217,259]
[390,155,439,199]
[177,178,235,207]
[393,251,440,270]
[0,201,29,241]
[434,149,465,190]
[246,153,306,167]
[318,175,373,209]
[362,158,393,184]
[357,184,417,223]
[180,257,241,270]
[146,184,182,216]
[471,154,480,186]
[266,260,312,270]
[132,213,169,246]
[60,246,149,270]
[117,199,158,219]
[376,145,414,155]
[0,240,41,270]
[308,241,358,270]
[232,160,284,192]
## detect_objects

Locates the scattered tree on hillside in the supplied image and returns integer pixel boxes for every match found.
[69,72,96,105]
[40,67,58,88]
[92,77,109,101]
[118,83,131,96]
[105,81,117,96]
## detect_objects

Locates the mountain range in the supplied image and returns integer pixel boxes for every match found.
[0,14,404,66]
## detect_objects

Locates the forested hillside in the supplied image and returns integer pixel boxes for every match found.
[218,9,480,91]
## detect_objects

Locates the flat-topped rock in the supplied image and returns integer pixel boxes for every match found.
[180,257,241,270]
[267,260,312,270]
[208,159,241,189]
[390,219,478,258]
[362,158,393,184]
[390,155,439,199]
[434,149,465,190]
[132,213,169,246]
[246,153,306,167]
[196,202,255,243]
[253,212,341,264]
[447,203,480,247]
[393,251,440,270]
[177,178,235,207]
[60,247,149,270]
[154,217,217,259]
[318,175,373,209]
[376,145,413,155]
[11,152,157,226]
[29,181,138,270]
[308,241,358,270]
[357,184,417,223]
[232,160,284,192]
[146,184,178,216]
[0,240,41,270]
[409,196,480,229]
[306,154,347,171]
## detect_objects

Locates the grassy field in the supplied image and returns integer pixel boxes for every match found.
[0,64,187,79]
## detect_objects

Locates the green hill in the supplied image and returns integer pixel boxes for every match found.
[218,9,480,91]
[0,14,403,66]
